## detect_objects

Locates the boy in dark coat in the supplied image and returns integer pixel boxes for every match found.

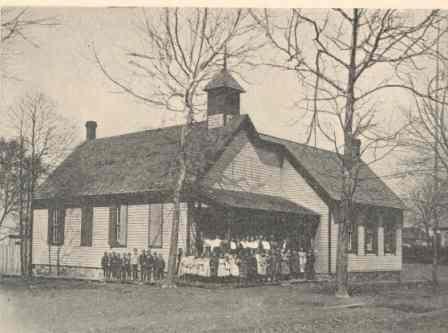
[101,252,109,281]
[158,253,165,280]
[145,251,153,283]
[152,252,159,280]
[139,249,147,282]
[306,249,315,280]
[119,253,126,282]
[111,252,117,280]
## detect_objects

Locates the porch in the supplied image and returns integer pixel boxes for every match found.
[179,188,320,282]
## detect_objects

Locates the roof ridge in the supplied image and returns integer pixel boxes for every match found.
[259,133,337,155]
[90,121,210,142]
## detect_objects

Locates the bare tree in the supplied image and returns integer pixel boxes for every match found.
[407,176,448,287]
[8,93,77,277]
[0,138,22,227]
[94,8,261,287]
[1,7,58,81]
[401,25,448,288]
[251,8,445,297]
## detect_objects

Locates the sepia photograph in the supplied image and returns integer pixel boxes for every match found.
[1,1,448,332]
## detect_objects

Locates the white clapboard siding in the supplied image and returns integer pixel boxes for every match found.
[280,159,329,274]
[0,238,21,275]
[331,217,338,273]
[32,203,188,275]
[209,131,330,274]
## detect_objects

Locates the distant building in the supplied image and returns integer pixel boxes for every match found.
[32,67,405,280]
[402,226,429,247]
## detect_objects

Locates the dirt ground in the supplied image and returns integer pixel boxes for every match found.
[1,264,448,333]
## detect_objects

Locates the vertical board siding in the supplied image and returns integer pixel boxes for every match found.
[207,131,330,274]
[32,203,189,278]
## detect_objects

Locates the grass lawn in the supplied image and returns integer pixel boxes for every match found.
[1,264,448,333]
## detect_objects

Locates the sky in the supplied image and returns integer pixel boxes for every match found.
[0,7,430,196]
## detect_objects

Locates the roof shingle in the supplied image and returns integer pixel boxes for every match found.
[203,69,245,92]
[35,115,249,200]
[259,134,405,209]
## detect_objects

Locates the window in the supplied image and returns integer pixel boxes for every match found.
[149,204,163,248]
[384,211,397,255]
[365,222,378,254]
[80,207,93,247]
[48,208,65,246]
[348,223,358,254]
[109,205,128,247]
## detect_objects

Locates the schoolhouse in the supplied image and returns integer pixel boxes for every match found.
[32,68,405,281]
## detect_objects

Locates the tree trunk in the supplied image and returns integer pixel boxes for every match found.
[335,9,359,298]
[164,105,192,287]
[432,226,439,290]
[335,205,350,298]
[18,130,26,278]
[164,153,187,287]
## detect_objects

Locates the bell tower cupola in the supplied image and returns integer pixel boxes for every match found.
[204,50,245,128]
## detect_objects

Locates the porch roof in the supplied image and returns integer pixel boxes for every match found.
[200,188,319,216]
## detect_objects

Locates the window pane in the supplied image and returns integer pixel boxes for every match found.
[384,223,396,254]
[52,209,58,244]
[365,223,377,254]
[119,205,128,246]
[81,207,93,246]
[149,204,163,248]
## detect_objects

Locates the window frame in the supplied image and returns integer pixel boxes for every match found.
[148,203,163,249]
[347,223,358,254]
[80,206,94,247]
[49,207,65,246]
[110,205,128,248]
[383,212,397,255]
[364,220,378,255]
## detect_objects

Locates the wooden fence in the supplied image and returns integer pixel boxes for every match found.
[0,237,21,276]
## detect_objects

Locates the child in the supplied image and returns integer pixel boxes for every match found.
[306,249,315,280]
[126,252,132,281]
[106,252,112,281]
[119,253,126,282]
[139,249,147,282]
[131,248,139,281]
[239,249,249,286]
[153,252,160,280]
[101,252,109,281]
[158,253,165,280]
[289,250,300,280]
[111,252,117,280]
[145,251,153,283]
[266,250,274,283]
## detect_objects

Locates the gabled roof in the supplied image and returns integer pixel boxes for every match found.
[259,134,405,210]
[201,188,319,216]
[204,69,245,92]
[36,113,405,211]
[35,115,249,200]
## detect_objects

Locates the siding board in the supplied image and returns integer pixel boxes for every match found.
[32,203,189,277]
[207,131,330,273]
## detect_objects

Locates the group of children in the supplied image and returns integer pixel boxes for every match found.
[199,235,316,285]
[100,248,165,283]
[226,247,314,285]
